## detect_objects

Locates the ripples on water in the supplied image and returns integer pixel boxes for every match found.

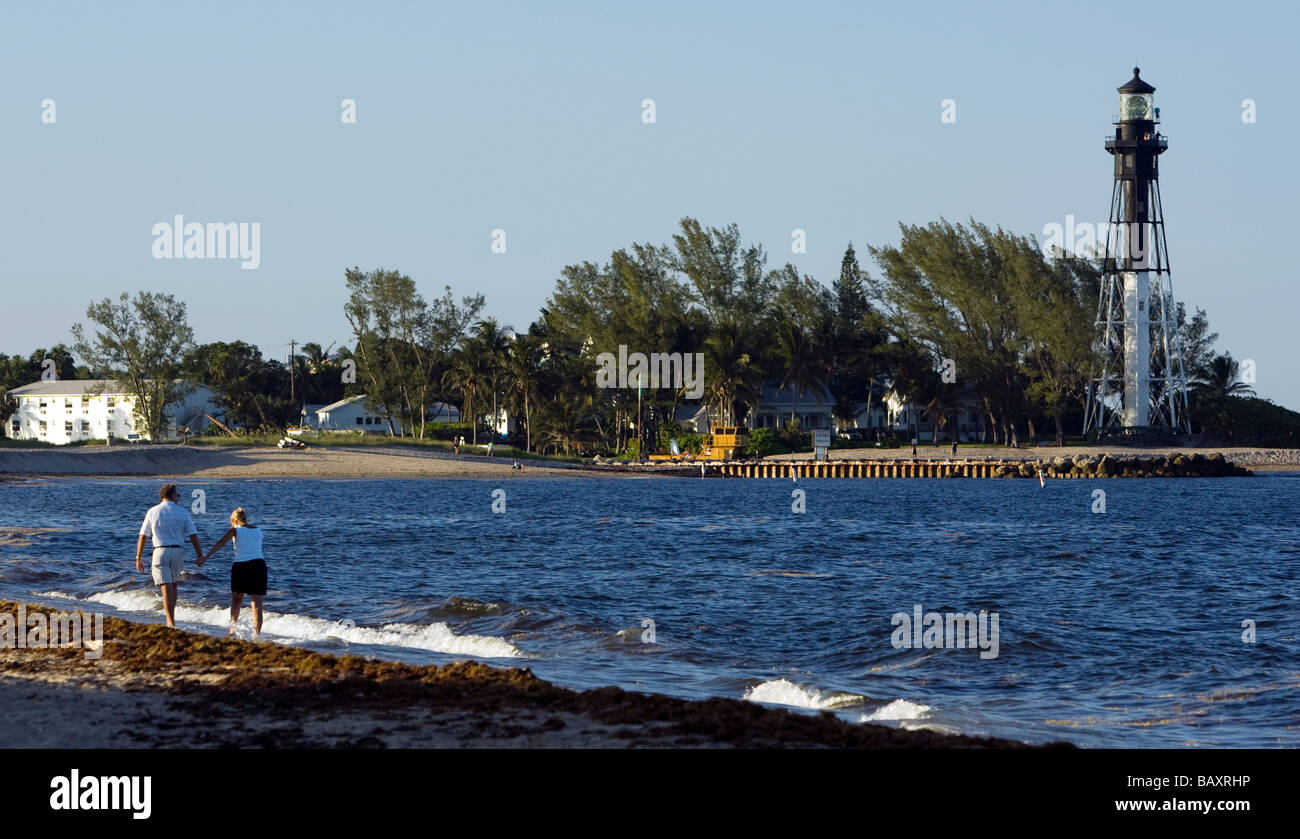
[1,474,1296,747]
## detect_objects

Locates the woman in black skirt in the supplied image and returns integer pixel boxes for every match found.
[199,507,268,639]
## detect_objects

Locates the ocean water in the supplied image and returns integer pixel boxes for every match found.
[1,474,1296,748]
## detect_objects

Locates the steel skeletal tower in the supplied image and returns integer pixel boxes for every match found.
[1085,68,1189,435]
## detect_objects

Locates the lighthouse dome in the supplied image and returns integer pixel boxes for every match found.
[1118,67,1156,94]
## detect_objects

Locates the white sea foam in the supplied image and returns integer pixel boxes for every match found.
[86,589,161,612]
[34,590,522,659]
[859,699,932,722]
[743,678,864,710]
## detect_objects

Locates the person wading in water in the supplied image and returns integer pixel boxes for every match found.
[200,507,269,639]
[135,484,203,628]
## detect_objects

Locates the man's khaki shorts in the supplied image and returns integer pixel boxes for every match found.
[151,547,185,585]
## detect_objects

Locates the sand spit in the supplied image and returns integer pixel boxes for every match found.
[0,443,1291,480]
[0,445,615,480]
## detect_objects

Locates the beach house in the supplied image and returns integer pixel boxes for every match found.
[4,380,219,444]
[315,395,403,434]
[748,382,835,431]
[870,386,988,443]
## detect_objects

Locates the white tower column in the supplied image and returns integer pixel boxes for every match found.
[1121,270,1150,426]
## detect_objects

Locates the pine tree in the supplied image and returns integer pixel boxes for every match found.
[834,243,869,328]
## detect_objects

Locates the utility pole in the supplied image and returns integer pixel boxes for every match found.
[289,339,296,403]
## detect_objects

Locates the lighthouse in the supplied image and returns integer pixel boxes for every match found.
[1085,68,1189,435]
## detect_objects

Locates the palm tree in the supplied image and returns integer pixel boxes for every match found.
[775,322,823,427]
[473,318,513,441]
[299,342,333,374]
[702,321,763,427]
[536,395,587,456]
[442,348,483,444]
[1193,354,1255,399]
[504,334,542,452]
[883,340,933,445]
[922,388,961,446]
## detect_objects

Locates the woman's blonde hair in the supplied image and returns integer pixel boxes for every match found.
[230,507,249,527]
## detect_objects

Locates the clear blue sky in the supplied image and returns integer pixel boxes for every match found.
[2,1,1295,406]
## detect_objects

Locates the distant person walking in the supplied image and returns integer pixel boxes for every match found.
[951,440,958,457]
[200,507,268,639]
[135,484,202,628]
[486,440,494,457]
[453,436,460,457]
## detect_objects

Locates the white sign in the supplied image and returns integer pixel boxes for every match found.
[813,430,831,448]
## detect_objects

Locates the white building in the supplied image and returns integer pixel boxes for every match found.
[427,401,461,424]
[871,387,986,443]
[297,403,327,429]
[5,380,219,444]
[488,406,514,437]
[669,381,836,433]
[315,395,403,434]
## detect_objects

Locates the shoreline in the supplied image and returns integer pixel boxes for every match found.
[0,443,1297,479]
[0,601,1061,749]
[0,445,620,480]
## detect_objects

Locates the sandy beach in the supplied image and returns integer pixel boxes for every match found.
[0,443,1296,479]
[0,601,1056,749]
[0,445,615,480]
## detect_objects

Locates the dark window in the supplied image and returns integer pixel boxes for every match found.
[355,417,363,425]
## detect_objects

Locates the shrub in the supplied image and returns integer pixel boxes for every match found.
[675,433,704,455]
[1191,395,1300,447]
[422,421,474,440]
[779,418,806,451]
[745,427,784,457]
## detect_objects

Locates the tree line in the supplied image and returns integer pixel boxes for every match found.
[1,217,1261,451]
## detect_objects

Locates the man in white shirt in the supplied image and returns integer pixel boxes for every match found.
[135,484,203,628]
